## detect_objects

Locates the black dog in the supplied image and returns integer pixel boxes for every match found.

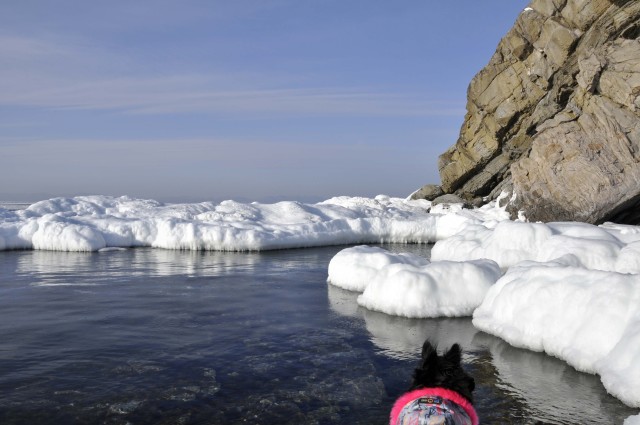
[390,340,478,425]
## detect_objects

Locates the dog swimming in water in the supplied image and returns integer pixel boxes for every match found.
[390,340,478,425]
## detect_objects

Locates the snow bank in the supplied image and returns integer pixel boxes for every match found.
[0,194,512,252]
[323,198,640,408]
[473,262,640,407]
[327,245,429,292]
[0,195,433,252]
[431,220,640,273]
[427,217,640,409]
[328,245,501,318]
[357,258,501,318]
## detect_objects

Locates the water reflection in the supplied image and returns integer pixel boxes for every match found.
[472,334,638,424]
[328,275,639,424]
[327,284,362,319]
[363,310,479,361]
[15,248,263,284]
[327,284,478,360]
[15,246,347,281]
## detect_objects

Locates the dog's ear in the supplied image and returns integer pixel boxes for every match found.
[444,343,462,365]
[412,340,439,388]
[421,340,438,367]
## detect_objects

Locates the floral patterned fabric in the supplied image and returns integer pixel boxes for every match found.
[395,395,473,425]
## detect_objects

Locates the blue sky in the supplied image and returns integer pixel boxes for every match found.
[1,0,528,203]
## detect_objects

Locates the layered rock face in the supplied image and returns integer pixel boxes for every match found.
[434,0,640,224]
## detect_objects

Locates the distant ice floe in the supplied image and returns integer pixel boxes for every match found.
[0,194,509,252]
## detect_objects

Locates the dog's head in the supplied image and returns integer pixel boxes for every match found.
[410,340,475,404]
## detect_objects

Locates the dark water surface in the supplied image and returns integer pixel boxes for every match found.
[0,245,636,424]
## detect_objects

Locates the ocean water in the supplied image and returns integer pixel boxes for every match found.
[0,245,636,425]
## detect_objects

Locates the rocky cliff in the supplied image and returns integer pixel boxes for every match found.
[423,0,640,224]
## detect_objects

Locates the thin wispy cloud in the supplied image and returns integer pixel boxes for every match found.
[1,75,466,117]
[0,35,464,118]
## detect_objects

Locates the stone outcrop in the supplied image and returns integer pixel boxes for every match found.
[432,0,640,224]
[409,184,444,201]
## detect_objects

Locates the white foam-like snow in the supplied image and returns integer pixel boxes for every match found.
[357,258,501,318]
[431,220,640,273]
[322,197,640,408]
[328,245,502,317]
[473,262,640,407]
[327,245,429,292]
[0,194,511,252]
[426,217,640,408]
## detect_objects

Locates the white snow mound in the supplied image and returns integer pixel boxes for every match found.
[356,257,501,318]
[327,245,429,292]
[473,262,640,407]
[0,194,512,252]
[432,220,640,273]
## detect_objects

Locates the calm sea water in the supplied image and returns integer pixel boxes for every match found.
[0,245,636,424]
